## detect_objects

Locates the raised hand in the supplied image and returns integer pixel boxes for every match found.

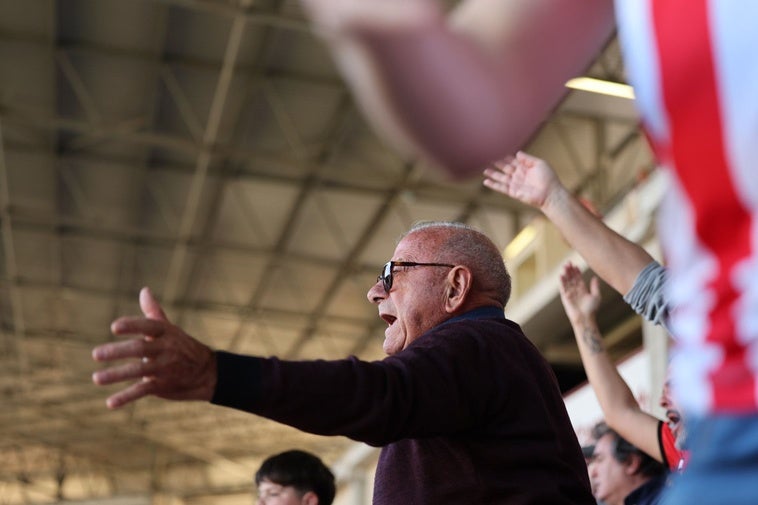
[92,287,217,409]
[482,151,563,209]
[558,262,601,327]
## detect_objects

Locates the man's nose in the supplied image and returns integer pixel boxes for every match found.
[367,279,386,303]
[660,381,672,408]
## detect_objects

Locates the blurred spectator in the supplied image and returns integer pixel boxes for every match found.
[255,449,336,505]
[590,422,667,505]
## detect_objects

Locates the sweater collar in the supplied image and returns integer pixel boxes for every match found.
[437,306,505,329]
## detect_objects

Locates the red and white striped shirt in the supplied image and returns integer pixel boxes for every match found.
[615,0,758,413]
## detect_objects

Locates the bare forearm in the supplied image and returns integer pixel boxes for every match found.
[572,318,638,417]
[571,318,662,461]
[358,30,558,175]
[311,0,615,178]
[543,187,654,295]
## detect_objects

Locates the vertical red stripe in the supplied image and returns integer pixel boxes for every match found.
[652,0,756,410]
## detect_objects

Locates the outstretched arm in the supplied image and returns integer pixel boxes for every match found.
[558,262,663,463]
[92,287,217,409]
[484,152,654,296]
[300,0,615,178]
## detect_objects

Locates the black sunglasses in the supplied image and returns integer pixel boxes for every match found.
[377,261,455,293]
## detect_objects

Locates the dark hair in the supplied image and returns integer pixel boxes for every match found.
[592,422,665,478]
[255,449,336,505]
[582,444,596,460]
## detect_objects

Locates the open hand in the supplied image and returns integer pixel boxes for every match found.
[92,287,217,409]
[482,151,561,209]
[558,262,601,326]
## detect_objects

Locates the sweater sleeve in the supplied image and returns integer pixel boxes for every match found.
[209,322,507,447]
[210,351,265,411]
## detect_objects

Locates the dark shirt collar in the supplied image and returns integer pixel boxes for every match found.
[437,306,505,329]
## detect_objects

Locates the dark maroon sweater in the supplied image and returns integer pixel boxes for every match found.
[211,307,593,504]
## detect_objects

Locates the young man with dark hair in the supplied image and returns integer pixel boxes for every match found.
[255,449,336,505]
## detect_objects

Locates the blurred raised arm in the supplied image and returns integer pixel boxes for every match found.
[301,0,615,178]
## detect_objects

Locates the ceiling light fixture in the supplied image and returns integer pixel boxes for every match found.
[504,224,537,260]
[565,77,635,100]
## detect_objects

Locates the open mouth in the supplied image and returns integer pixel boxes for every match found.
[666,410,681,432]
[380,314,396,326]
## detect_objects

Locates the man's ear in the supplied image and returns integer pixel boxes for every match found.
[624,453,642,476]
[301,491,319,505]
[444,266,472,312]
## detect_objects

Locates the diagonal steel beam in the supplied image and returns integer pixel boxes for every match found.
[150,0,310,32]
[162,15,247,305]
[283,160,421,358]
[0,120,27,380]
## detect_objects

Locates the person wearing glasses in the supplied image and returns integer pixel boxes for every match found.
[255,449,335,505]
[294,2,758,502]
[92,221,594,504]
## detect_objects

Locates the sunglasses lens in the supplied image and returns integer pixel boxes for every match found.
[381,263,392,292]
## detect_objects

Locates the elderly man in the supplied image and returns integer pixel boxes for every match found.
[296,3,758,502]
[589,423,667,505]
[92,221,593,504]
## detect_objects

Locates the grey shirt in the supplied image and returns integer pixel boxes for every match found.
[623,261,671,332]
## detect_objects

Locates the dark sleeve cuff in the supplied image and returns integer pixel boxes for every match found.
[210,351,264,413]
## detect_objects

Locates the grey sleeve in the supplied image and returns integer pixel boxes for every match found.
[622,261,671,331]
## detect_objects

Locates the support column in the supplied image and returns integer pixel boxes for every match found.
[642,318,669,418]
